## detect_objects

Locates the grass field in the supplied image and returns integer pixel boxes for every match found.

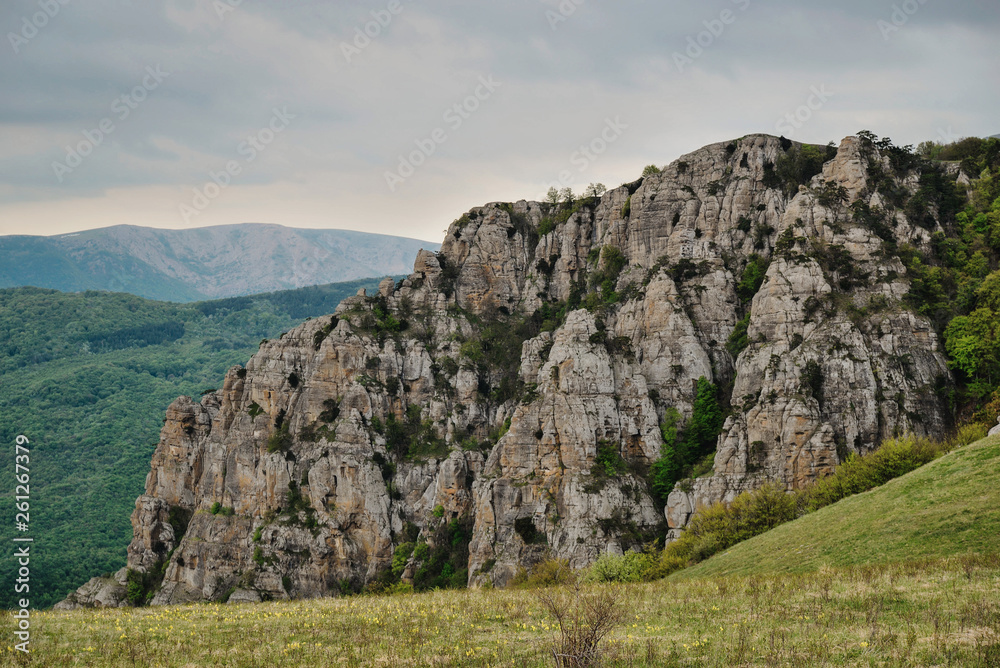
[675,432,1000,581]
[6,555,999,666]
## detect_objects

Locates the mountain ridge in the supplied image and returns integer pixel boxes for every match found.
[0,223,439,302]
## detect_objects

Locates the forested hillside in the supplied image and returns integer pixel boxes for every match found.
[0,278,395,608]
[912,136,1000,419]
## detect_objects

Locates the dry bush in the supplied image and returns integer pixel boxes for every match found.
[537,583,628,667]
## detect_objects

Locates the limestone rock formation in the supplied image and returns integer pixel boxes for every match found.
[53,568,128,610]
[63,133,960,606]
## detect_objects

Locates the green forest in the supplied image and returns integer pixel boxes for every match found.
[0,277,392,609]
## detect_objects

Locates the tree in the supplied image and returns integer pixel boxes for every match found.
[545,187,560,208]
[642,164,662,177]
[559,187,575,205]
[649,380,723,501]
[945,307,1000,387]
[682,377,724,461]
[584,183,606,198]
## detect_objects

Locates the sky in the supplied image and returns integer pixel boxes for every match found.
[0,0,997,243]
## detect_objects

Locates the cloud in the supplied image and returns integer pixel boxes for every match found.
[0,0,996,239]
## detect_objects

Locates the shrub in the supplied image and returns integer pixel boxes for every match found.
[383,404,447,460]
[592,440,625,478]
[512,559,576,588]
[386,583,413,595]
[796,435,946,513]
[392,542,415,576]
[584,550,656,584]
[727,314,751,358]
[210,502,222,515]
[652,432,972,579]
[737,255,769,302]
[266,423,292,453]
[537,583,628,667]
[650,407,685,501]
[125,569,146,606]
[411,516,472,591]
[124,560,168,607]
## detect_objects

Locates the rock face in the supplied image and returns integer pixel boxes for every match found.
[54,568,128,610]
[63,134,958,606]
[990,417,1000,437]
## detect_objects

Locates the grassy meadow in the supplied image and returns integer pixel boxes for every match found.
[676,432,1000,581]
[4,553,999,667]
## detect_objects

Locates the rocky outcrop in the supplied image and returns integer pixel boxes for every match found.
[63,133,959,606]
[54,568,128,610]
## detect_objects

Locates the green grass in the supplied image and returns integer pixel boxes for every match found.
[675,432,1000,580]
[8,555,1000,666]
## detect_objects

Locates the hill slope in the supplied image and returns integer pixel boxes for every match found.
[675,432,1000,580]
[0,278,396,609]
[0,223,438,302]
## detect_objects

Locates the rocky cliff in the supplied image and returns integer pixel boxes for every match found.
[63,133,957,607]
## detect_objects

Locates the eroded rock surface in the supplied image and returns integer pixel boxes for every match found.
[63,134,957,605]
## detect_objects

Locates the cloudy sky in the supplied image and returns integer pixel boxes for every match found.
[1,0,997,242]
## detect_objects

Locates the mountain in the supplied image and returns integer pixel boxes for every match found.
[0,277,398,609]
[0,223,439,302]
[61,132,1000,608]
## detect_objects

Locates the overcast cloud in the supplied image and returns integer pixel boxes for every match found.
[0,0,997,241]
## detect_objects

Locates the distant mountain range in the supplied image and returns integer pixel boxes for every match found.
[0,223,439,302]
